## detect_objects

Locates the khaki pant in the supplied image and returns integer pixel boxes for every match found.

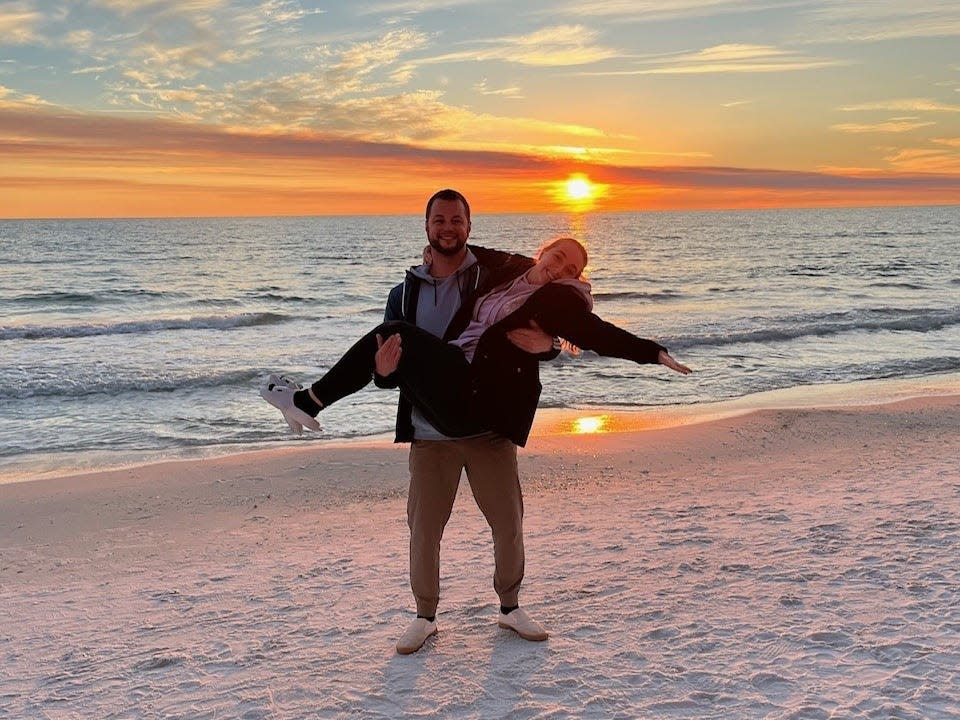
[407,434,524,617]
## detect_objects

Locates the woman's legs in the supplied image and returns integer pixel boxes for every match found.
[304,321,481,437]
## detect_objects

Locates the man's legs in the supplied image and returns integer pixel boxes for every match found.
[463,434,548,641]
[406,440,464,618]
[397,440,464,654]
[399,435,546,652]
[460,435,525,608]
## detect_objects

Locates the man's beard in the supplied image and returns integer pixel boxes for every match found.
[428,236,467,257]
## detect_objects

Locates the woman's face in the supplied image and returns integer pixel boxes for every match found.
[530,239,586,284]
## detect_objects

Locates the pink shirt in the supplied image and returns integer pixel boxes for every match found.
[450,272,592,362]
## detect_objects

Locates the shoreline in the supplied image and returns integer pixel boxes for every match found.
[3,371,958,486]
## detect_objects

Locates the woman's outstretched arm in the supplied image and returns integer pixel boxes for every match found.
[520,284,692,374]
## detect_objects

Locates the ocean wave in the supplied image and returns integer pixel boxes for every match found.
[3,288,179,306]
[594,290,683,302]
[854,356,960,380]
[868,282,927,290]
[245,292,313,303]
[1,368,263,400]
[673,307,960,349]
[751,356,960,394]
[0,312,292,341]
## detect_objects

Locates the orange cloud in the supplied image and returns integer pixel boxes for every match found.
[2,106,959,218]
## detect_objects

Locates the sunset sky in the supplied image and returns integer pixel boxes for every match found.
[2,0,959,217]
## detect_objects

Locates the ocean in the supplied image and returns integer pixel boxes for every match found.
[2,206,958,480]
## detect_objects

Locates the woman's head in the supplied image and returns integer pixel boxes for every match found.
[529,237,588,285]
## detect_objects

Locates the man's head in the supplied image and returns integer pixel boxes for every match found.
[424,189,471,258]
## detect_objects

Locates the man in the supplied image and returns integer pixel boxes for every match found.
[380,189,554,655]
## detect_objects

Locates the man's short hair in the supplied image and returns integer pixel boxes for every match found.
[425,189,471,221]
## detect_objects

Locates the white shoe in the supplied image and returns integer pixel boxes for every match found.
[498,608,548,641]
[260,376,322,434]
[396,617,437,655]
[265,374,304,433]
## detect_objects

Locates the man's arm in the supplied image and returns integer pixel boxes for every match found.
[506,323,561,359]
[468,244,531,268]
[375,283,405,388]
[384,282,403,323]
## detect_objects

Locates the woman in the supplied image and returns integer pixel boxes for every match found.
[261,237,691,445]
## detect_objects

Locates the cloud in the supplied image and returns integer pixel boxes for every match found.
[484,25,619,66]
[64,29,97,52]
[839,98,960,113]
[832,120,936,133]
[5,104,960,217]
[326,28,431,88]
[805,1,960,42]
[91,0,228,14]
[360,0,482,12]
[5,105,959,194]
[600,163,960,192]
[70,0,317,91]
[884,147,960,172]
[0,3,42,45]
[0,86,51,108]
[580,43,845,75]
[88,21,619,155]
[474,79,523,98]
[544,0,788,22]
[409,25,620,68]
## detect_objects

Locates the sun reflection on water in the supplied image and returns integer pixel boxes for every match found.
[572,415,610,434]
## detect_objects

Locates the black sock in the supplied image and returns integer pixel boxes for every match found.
[417,614,436,622]
[500,605,519,615]
[293,389,322,417]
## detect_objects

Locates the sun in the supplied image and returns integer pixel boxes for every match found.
[565,174,594,201]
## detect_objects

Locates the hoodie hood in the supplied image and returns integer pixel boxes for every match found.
[405,248,480,315]
[407,248,478,283]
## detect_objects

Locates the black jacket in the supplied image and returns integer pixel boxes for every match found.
[445,269,666,447]
[381,244,558,442]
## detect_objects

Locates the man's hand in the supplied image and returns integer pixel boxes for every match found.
[375,333,402,376]
[658,350,692,375]
[422,245,433,267]
[506,320,554,354]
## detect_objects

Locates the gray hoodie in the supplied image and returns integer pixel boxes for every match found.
[407,250,483,440]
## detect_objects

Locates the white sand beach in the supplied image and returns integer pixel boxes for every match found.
[2,393,960,719]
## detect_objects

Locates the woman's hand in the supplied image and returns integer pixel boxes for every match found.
[375,333,402,376]
[658,350,692,375]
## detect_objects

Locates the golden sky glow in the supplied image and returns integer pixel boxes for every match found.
[1,1,959,217]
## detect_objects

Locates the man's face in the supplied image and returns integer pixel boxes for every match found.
[425,198,471,257]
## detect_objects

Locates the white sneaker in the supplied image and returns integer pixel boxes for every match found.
[260,376,322,434]
[498,608,548,641]
[396,617,437,655]
[265,374,305,434]
[268,374,301,391]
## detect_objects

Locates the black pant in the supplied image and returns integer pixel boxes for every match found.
[309,321,485,437]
